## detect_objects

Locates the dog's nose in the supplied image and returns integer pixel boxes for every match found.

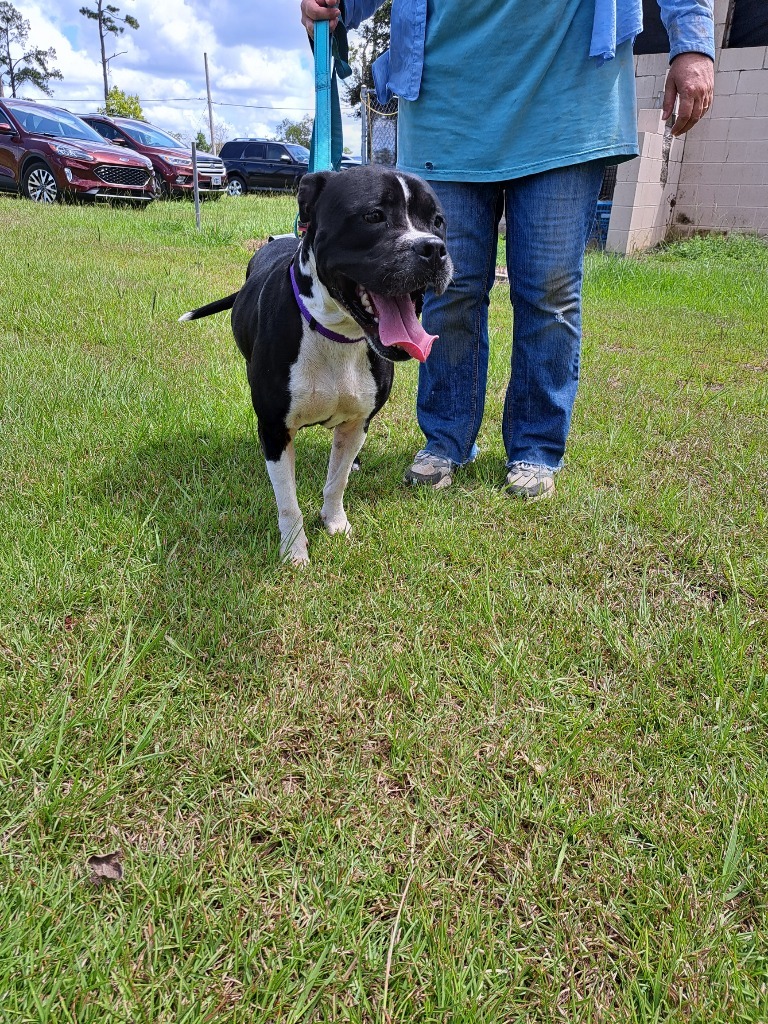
[414,237,447,263]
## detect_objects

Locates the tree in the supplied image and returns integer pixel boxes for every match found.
[0,2,63,98]
[344,0,391,114]
[177,114,231,155]
[274,114,313,149]
[79,0,139,106]
[98,84,142,118]
[203,112,232,155]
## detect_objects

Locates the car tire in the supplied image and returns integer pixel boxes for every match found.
[23,162,60,203]
[226,176,246,197]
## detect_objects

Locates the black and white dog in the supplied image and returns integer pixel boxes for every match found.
[179,165,452,565]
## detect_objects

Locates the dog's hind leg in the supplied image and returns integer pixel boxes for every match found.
[321,418,368,538]
[262,432,310,566]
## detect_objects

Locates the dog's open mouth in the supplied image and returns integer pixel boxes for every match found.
[349,285,437,363]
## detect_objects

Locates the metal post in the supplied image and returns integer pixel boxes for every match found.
[361,86,369,164]
[191,141,201,229]
[204,52,216,154]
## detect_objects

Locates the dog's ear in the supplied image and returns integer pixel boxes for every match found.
[297,172,331,226]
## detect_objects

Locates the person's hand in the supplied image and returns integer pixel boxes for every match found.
[301,0,340,41]
[663,52,714,137]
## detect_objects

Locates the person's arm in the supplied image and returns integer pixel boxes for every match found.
[300,0,385,38]
[659,0,715,137]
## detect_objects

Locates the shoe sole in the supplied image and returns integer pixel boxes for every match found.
[505,480,555,500]
[403,471,453,490]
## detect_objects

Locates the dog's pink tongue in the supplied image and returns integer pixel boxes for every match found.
[371,293,437,362]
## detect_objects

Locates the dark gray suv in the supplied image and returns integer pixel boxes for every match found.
[219,139,309,196]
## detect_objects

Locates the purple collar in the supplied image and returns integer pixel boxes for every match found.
[290,263,365,344]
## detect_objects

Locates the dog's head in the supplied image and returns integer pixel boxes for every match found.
[296,165,452,362]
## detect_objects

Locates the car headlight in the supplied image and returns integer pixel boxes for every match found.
[49,142,97,161]
[162,154,193,168]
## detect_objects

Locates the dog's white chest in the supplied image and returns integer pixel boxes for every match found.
[287,330,377,431]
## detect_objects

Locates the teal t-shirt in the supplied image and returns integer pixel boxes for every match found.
[396,0,639,180]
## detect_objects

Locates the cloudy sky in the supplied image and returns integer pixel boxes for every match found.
[12,0,363,153]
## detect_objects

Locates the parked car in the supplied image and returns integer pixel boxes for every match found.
[0,98,155,204]
[81,113,227,199]
[219,139,309,196]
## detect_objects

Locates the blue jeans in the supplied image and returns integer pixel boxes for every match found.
[417,161,605,470]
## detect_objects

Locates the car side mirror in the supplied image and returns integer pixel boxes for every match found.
[280,153,291,162]
[0,122,16,135]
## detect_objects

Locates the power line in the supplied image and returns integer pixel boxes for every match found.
[48,97,356,114]
[48,96,319,112]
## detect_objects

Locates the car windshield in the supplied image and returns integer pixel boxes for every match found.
[286,144,309,162]
[6,103,104,143]
[119,121,185,149]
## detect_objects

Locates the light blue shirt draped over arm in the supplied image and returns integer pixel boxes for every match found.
[342,0,715,105]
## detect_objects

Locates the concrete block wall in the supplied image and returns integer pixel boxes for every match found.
[607,102,683,253]
[606,0,768,253]
[674,42,768,236]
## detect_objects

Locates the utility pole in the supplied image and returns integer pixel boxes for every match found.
[204,52,215,154]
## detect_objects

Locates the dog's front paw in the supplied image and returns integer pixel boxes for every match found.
[280,537,310,566]
[321,510,352,538]
[282,549,310,567]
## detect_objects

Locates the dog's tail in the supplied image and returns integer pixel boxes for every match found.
[178,292,238,322]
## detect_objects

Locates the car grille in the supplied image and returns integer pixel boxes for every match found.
[95,165,150,187]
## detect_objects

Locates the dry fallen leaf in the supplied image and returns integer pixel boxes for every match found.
[87,850,124,886]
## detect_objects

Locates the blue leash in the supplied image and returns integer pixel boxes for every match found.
[295,14,352,235]
[309,16,351,173]
[311,20,333,172]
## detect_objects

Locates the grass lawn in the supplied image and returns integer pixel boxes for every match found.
[1,193,767,1023]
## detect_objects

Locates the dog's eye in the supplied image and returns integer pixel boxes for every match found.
[364,210,386,224]
[434,214,445,230]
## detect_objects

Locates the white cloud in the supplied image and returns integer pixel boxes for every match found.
[11,0,363,153]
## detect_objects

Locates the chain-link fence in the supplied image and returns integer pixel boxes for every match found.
[599,163,617,201]
[360,87,398,165]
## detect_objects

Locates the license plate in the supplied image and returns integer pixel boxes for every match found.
[211,175,221,185]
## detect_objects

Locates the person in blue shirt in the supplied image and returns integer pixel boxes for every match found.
[301,0,714,497]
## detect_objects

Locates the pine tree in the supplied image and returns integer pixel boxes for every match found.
[79,0,139,106]
[194,131,210,153]
[0,1,63,98]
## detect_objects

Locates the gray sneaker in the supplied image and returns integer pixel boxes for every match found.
[403,450,454,489]
[505,461,556,500]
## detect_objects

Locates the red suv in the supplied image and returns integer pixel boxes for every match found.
[0,98,155,203]
[82,114,227,199]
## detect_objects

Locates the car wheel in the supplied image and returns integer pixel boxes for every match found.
[227,176,246,197]
[23,163,59,203]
